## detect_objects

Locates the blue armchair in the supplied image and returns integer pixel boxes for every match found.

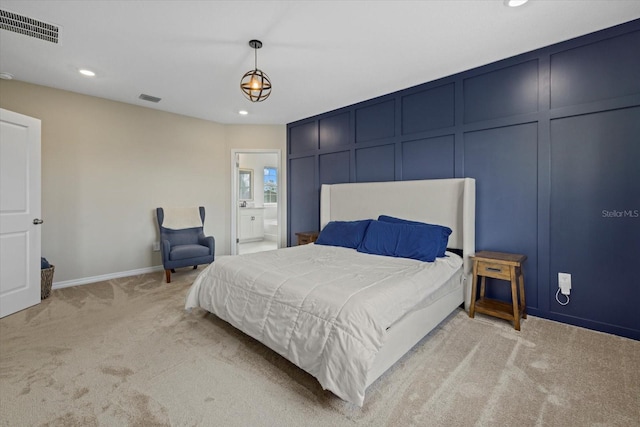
[156,206,215,283]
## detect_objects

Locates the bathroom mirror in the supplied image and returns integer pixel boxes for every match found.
[239,168,253,201]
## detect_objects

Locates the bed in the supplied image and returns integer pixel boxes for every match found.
[185,178,475,406]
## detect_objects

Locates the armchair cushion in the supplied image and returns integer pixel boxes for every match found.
[170,244,210,261]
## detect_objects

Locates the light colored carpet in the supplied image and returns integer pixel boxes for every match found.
[1,268,638,427]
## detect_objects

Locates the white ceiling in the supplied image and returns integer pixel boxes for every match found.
[1,1,639,125]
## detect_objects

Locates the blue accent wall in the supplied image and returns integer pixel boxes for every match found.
[287,19,640,340]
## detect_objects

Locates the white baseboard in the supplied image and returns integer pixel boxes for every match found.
[52,265,165,290]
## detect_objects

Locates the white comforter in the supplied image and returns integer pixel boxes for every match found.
[185,244,462,406]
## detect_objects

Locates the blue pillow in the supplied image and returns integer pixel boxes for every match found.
[357,220,441,262]
[315,220,372,249]
[378,215,452,257]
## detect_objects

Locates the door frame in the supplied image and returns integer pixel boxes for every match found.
[230,149,281,255]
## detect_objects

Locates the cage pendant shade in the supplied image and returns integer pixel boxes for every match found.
[241,69,272,102]
[240,39,272,102]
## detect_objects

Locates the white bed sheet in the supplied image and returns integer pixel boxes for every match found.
[185,244,462,406]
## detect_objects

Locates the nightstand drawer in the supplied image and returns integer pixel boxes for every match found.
[477,261,511,280]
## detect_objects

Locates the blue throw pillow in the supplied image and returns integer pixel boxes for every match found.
[378,215,452,257]
[357,220,441,262]
[315,220,372,249]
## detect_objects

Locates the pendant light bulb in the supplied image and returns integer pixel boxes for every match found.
[250,75,261,90]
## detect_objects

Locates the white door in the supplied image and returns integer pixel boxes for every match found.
[0,108,42,318]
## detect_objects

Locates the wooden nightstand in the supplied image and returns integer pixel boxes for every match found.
[469,251,527,330]
[295,231,319,245]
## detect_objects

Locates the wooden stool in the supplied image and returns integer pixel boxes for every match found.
[469,251,527,330]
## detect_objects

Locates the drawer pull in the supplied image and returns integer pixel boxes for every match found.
[486,267,502,272]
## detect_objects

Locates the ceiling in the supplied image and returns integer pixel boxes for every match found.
[1,1,639,125]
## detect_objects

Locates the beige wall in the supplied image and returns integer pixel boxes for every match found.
[0,80,286,284]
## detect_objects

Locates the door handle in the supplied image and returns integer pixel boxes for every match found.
[33,218,44,225]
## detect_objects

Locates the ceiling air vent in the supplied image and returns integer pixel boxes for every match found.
[0,9,59,44]
[139,94,162,103]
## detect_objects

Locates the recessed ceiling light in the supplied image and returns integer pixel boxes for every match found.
[505,0,529,7]
[79,69,95,77]
[238,110,249,115]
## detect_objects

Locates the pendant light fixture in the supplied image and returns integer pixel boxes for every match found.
[240,39,272,102]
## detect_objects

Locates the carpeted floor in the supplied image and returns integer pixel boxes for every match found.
[1,268,638,427]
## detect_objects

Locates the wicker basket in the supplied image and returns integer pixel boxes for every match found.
[41,265,54,300]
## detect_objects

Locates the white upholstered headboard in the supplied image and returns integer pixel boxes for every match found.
[320,178,476,308]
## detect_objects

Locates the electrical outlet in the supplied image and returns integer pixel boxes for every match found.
[152,241,160,252]
[558,272,571,295]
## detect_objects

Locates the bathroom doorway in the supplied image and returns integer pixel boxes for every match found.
[231,149,281,255]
